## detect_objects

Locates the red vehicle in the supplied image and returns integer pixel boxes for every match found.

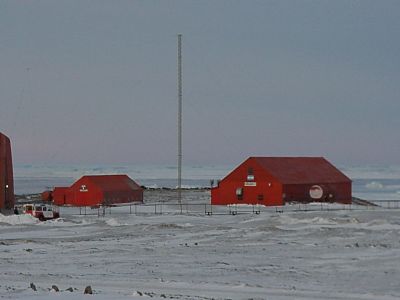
[22,204,60,221]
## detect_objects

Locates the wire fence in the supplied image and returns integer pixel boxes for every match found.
[374,200,400,209]
[59,199,400,217]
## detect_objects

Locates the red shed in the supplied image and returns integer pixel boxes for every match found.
[53,175,143,207]
[211,157,352,206]
[0,132,14,211]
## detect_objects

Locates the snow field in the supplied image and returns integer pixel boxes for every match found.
[1,199,400,299]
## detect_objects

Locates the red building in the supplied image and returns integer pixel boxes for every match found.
[53,175,143,207]
[0,132,14,211]
[211,157,352,206]
[52,187,69,206]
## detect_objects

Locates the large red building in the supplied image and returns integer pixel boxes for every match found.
[0,132,14,211]
[53,175,143,207]
[211,157,352,206]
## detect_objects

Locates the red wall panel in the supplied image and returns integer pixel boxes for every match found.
[211,158,284,206]
[0,133,14,210]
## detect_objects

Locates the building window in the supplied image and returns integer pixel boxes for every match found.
[236,187,243,200]
[247,167,254,181]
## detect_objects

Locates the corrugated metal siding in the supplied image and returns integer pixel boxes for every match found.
[0,133,14,210]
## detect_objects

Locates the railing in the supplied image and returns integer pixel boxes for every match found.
[372,200,400,209]
[58,199,400,217]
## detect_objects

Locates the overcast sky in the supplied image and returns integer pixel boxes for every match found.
[0,1,399,166]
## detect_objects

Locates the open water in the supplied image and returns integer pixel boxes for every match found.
[13,163,400,201]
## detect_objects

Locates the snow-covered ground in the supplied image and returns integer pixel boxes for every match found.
[1,190,400,300]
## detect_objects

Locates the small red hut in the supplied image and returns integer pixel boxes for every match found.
[53,175,143,207]
[211,157,352,206]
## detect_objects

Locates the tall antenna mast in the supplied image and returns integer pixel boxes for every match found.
[177,34,183,213]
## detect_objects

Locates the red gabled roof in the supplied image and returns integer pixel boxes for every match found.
[82,175,142,192]
[253,157,351,184]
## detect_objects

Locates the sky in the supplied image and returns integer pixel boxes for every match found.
[0,0,399,166]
